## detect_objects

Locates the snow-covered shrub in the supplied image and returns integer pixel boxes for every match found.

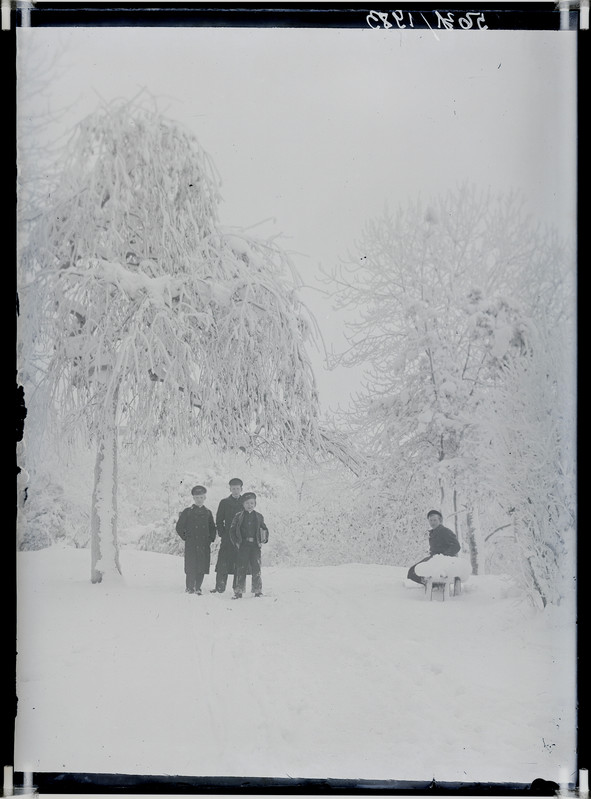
[477,321,576,607]
[18,473,89,551]
[136,521,184,557]
[262,462,434,568]
[486,533,524,579]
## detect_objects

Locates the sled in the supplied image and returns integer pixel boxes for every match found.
[424,576,462,601]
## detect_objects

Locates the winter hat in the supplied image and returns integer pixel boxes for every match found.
[191,485,207,496]
[241,492,257,503]
[229,478,243,486]
[427,509,443,520]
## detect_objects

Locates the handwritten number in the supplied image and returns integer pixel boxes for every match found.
[366,9,392,28]
[435,11,455,29]
[458,11,488,29]
[392,10,406,27]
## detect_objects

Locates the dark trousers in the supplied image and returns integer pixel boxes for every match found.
[215,539,237,592]
[407,556,432,584]
[186,571,204,592]
[235,543,262,595]
[215,571,237,592]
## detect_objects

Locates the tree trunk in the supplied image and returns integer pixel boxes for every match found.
[452,489,459,538]
[90,391,122,583]
[465,506,479,575]
[438,479,454,522]
[526,555,548,609]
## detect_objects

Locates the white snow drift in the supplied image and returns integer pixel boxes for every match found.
[15,547,576,785]
[415,555,473,581]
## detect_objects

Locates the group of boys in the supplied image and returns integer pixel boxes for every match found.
[175,478,269,599]
[176,483,461,597]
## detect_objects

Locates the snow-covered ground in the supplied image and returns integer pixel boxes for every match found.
[14,548,576,785]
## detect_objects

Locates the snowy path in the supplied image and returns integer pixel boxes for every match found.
[15,549,575,784]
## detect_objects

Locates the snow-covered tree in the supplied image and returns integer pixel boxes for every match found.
[17,32,74,236]
[475,320,576,607]
[326,186,574,577]
[18,97,322,583]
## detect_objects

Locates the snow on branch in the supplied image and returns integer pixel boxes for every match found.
[19,97,324,462]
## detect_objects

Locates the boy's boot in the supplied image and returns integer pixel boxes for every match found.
[212,573,228,593]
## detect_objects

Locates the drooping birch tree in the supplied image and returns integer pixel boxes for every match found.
[326,186,574,584]
[19,97,323,583]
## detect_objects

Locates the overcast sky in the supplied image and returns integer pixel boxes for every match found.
[17,24,577,411]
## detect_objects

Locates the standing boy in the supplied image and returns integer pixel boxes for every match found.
[176,485,217,594]
[229,492,269,599]
[212,477,244,593]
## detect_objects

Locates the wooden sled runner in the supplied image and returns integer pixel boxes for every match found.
[424,576,462,601]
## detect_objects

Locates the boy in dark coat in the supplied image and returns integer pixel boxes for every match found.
[407,509,461,584]
[176,485,217,594]
[229,492,269,599]
[211,478,244,593]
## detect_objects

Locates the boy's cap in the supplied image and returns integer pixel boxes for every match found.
[191,485,207,496]
[241,492,257,503]
[427,509,442,519]
[229,478,243,486]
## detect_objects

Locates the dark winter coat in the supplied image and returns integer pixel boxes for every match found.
[215,495,244,575]
[429,524,461,557]
[229,510,269,548]
[176,504,217,575]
